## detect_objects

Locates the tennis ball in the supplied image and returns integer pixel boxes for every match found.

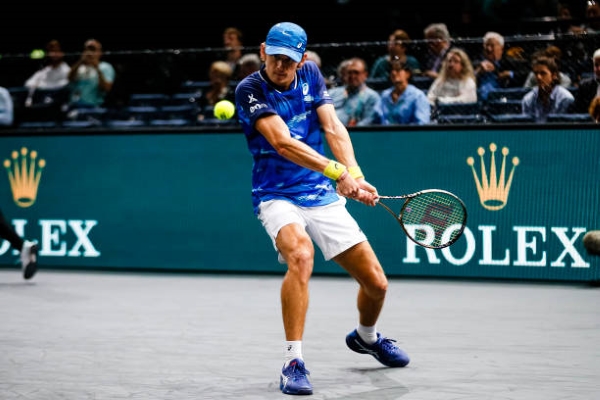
[30,49,45,59]
[213,100,235,120]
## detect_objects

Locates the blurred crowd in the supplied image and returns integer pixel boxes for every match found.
[1,6,599,129]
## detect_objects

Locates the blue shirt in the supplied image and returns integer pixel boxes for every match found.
[0,87,14,126]
[521,86,575,123]
[376,84,431,125]
[329,84,381,126]
[69,61,115,107]
[235,61,339,215]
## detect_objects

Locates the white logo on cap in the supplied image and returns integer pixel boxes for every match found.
[281,30,291,36]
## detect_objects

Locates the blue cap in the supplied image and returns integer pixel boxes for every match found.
[265,22,307,63]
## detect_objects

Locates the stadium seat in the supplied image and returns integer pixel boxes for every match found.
[149,119,192,127]
[489,114,535,123]
[436,115,487,124]
[547,113,593,123]
[411,76,434,91]
[484,99,523,116]
[170,92,202,106]
[486,87,530,102]
[128,93,170,107]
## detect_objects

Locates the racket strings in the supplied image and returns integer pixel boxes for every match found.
[402,193,466,247]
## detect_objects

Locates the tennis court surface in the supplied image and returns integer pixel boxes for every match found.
[1,269,599,399]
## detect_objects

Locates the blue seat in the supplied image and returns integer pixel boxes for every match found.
[411,76,434,91]
[61,120,98,129]
[179,80,211,95]
[129,93,170,107]
[68,107,108,125]
[547,113,593,123]
[484,100,523,116]
[436,102,481,116]
[486,87,530,102]
[158,104,197,122]
[489,114,535,123]
[436,115,487,124]
[170,92,202,106]
[104,120,146,128]
[18,121,59,129]
[149,119,192,127]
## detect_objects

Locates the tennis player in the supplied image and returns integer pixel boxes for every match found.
[235,22,410,396]
[0,208,38,280]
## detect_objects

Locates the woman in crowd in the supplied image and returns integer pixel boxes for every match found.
[427,47,477,107]
[522,55,574,123]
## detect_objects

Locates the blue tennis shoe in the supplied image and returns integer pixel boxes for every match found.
[280,358,313,395]
[346,329,410,367]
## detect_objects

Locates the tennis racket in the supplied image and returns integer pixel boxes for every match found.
[376,189,467,249]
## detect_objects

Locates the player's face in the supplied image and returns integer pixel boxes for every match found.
[264,54,300,87]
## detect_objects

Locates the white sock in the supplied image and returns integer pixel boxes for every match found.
[284,341,303,365]
[357,324,378,345]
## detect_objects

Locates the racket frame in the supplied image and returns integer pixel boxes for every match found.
[376,189,467,249]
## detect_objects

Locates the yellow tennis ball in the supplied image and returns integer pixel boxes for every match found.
[213,100,236,120]
[30,49,45,59]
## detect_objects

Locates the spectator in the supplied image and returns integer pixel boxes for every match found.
[573,48,600,114]
[218,27,247,78]
[305,50,322,68]
[427,47,478,107]
[375,58,431,125]
[329,58,352,89]
[236,53,261,81]
[523,46,573,89]
[474,31,529,101]
[24,40,70,95]
[329,57,381,127]
[370,29,421,80]
[197,60,235,121]
[589,96,600,122]
[522,55,575,123]
[569,0,600,34]
[0,86,14,127]
[421,23,452,80]
[67,39,115,109]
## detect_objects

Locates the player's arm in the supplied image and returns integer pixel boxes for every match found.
[316,103,378,204]
[255,114,331,171]
[254,113,374,205]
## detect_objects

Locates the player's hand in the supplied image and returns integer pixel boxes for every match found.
[336,176,378,207]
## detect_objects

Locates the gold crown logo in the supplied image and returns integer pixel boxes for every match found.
[3,147,45,208]
[466,143,519,211]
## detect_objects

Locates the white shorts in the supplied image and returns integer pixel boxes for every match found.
[257,197,368,263]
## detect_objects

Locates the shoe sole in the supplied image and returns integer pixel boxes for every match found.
[280,385,313,395]
[280,377,313,395]
[23,245,38,280]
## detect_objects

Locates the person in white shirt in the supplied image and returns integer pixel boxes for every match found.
[427,47,478,106]
[24,40,70,108]
[24,40,70,91]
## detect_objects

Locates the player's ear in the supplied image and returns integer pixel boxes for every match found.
[297,53,308,69]
[259,43,267,62]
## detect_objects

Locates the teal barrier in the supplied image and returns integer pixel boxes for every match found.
[1,127,598,282]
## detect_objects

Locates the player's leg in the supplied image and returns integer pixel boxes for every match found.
[276,223,315,342]
[0,208,38,280]
[333,241,387,327]
[257,200,313,395]
[0,208,24,251]
[335,242,410,368]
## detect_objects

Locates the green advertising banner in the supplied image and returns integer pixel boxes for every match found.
[1,127,598,282]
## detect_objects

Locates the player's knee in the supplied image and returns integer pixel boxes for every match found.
[285,249,314,280]
[365,272,388,299]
